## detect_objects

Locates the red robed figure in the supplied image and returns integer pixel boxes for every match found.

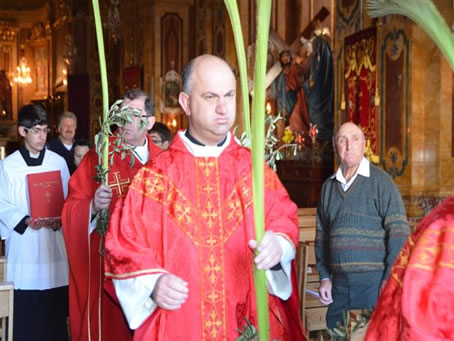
[366,196,454,340]
[62,134,160,341]
[105,135,306,340]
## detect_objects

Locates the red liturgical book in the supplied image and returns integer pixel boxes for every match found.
[27,170,64,219]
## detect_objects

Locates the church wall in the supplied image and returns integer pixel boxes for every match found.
[383,3,454,223]
[433,0,454,197]
[335,0,454,225]
[439,52,454,192]
[137,0,154,104]
[153,2,189,116]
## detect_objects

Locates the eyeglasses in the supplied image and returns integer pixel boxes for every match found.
[24,127,51,135]
[129,113,152,119]
[151,138,164,144]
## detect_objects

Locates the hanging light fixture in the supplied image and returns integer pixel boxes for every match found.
[14,57,32,85]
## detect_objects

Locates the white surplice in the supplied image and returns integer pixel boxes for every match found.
[0,148,70,290]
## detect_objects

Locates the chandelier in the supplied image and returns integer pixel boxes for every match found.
[14,57,32,85]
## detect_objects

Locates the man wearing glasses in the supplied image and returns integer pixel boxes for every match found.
[149,122,172,150]
[62,89,161,341]
[0,104,70,341]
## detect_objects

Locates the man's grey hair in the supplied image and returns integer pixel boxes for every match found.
[58,111,77,128]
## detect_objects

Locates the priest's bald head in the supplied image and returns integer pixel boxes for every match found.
[178,54,236,146]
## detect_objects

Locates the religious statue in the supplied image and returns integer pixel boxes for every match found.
[303,30,334,143]
[0,70,12,120]
[163,61,181,108]
[269,29,334,145]
[269,50,297,119]
[269,44,311,141]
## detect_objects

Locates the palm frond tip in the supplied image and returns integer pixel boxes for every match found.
[366,0,454,71]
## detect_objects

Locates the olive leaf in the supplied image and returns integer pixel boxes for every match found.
[94,99,145,239]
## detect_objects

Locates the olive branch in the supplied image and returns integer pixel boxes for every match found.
[235,113,297,172]
[93,99,150,241]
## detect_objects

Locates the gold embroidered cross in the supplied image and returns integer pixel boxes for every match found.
[147,177,164,193]
[202,183,215,194]
[204,253,221,284]
[198,158,215,177]
[227,199,241,220]
[175,203,192,224]
[207,291,219,303]
[205,309,222,339]
[206,235,218,247]
[241,186,250,198]
[108,172,130,197]
[202,201,218,229]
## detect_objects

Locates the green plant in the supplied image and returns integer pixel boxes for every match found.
[326,310,372,341]
[234,113,297,172]
[236,318,258,341]
[93,99,150,240]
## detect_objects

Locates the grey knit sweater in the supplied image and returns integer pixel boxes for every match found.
[315,164,410,281]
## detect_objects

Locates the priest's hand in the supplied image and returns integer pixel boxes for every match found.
[92,184,113,215]
[319,278,333,305]
[152,274,189,310]
[248,231,283,270]
[26,217,47,230]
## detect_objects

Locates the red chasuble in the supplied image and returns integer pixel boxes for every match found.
[62,134,161,341]
[105,135,305,340]
[366,196,454,341]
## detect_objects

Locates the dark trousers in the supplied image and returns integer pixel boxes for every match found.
[326,271,383,329]
[13,286,69,341]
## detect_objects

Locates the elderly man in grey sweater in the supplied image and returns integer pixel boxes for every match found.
[315,122,410,329]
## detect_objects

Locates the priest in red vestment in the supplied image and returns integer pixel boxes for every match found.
[62,89,161,341]
[365,196,454,340]
[105,55,305,340]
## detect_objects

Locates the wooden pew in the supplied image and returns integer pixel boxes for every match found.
[296,208,328,337]
[0,282,13,341]
[302,243,327,334]
[298,208,316,243]
[0,257,6,282]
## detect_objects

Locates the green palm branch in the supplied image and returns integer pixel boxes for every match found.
[224,0,251,141]
[224,0,273,339]
[250,1,273,339]
[366,0,454,71]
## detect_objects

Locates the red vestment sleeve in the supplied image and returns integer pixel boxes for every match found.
[365,196,454,341]
[105,170,167,279]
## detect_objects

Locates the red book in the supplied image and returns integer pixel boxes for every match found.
[27,170,64,219]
